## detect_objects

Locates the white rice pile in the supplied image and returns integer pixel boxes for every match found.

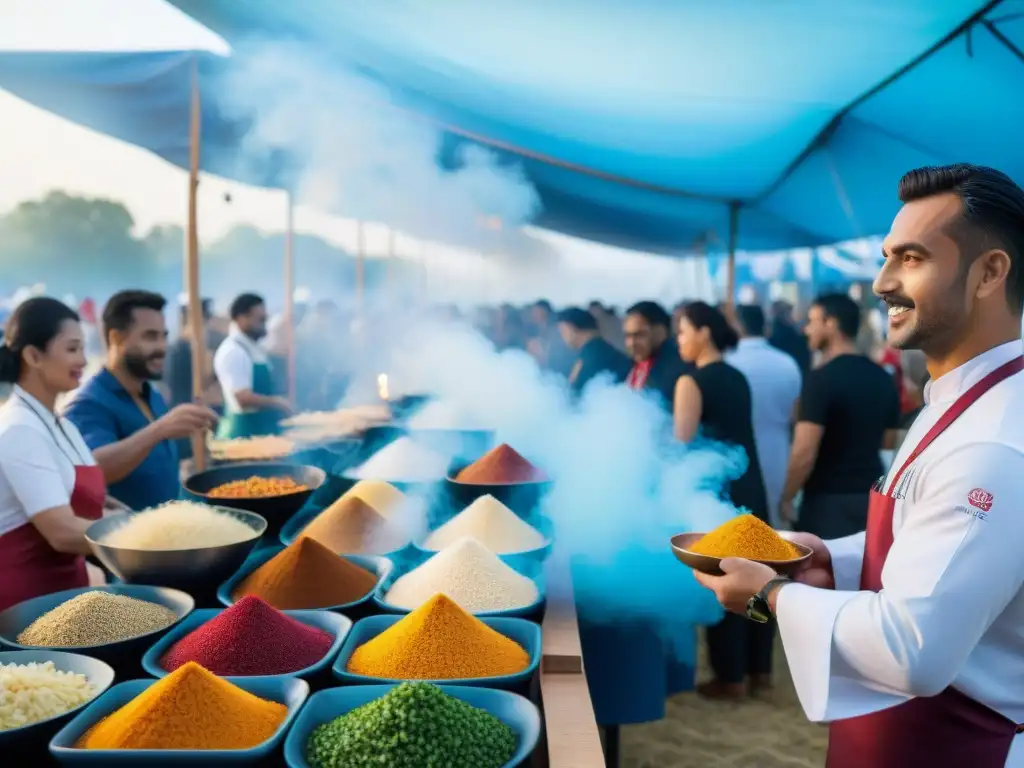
[0,661,96,731]
[101,501,259,550]
[424,495,546,554]
[349,437,451,482]
[385,536,540,613]
[342,480,408,517]
[407,400,482,430]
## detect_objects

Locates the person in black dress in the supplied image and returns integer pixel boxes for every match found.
[674,301,774,700]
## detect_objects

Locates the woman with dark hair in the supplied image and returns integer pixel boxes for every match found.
[0,297,108,611]
[675,301,775,700]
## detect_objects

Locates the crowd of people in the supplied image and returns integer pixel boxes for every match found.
[2,162,1023,766]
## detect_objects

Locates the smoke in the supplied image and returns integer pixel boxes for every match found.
[213,40,545,270]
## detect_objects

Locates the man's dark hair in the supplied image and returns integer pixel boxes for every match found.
[229,293,265,320]
[899,164,1024,311]
[556,307,598,332]
[103,290,166,343]
[626,300,671,330]
[813,293,860,339]
[735,304,765,337]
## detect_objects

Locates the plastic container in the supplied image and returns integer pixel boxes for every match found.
[372,564,546,619]
[0,585,193,677]
[332,614,540,689]
[282,684,541,768]
[141,608,352,681]
[217,547,392,614]
[49,675,309,765]
[0,650,114,752]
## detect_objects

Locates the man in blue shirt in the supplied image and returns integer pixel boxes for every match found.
[64,291,218,510]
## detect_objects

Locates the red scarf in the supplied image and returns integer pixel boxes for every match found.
[626,358,654,390]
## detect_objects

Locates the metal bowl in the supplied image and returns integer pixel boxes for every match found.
[669,531,813,576]
[0,650,115,750]
[182,462,326,535]
[84,508,267,593]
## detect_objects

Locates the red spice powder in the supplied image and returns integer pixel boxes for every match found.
[232,537,379,609]
[455,443,548,484]
[160,596,333,675]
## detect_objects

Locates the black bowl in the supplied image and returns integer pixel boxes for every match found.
[84,508,266,595]
[0,585,193,677]
[444,464,553,521]
[182,462,326,536]
[387,394,432,421]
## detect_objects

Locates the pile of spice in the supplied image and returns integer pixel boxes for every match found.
[306,681,516,768]
[0,661,97,731]
[76,662,287,750]
[349,437,451,482]
[160,596,334,676]
[101,501,258,550]
[300,496,410,555]
[455,443,547,484]
[348,593,529,679]
[232,538,378,609]
[209,435,295,462]
[424,494,545,554]
[208,475,308,499]
[17,591,178,647]
[385,537,539,613]
[342,480,408,515]
[689,514,800,560]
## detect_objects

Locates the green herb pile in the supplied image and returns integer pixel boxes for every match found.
[306,682,517,767]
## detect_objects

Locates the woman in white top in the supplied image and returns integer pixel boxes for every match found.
[0,297,108,611]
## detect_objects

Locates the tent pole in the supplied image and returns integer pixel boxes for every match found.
[186,56,207,472]
[355,221,365,315]
[726,203,740,308]
[284,193,296,405]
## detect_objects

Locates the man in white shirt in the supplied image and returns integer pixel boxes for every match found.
[692,164,1024,767]
[726,304,802,527]
[212,293,290,439]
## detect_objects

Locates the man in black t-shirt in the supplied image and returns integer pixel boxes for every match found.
[780,293,900,538]
[557,307,631,395]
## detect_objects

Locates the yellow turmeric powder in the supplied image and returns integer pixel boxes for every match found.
[689,514,800,560]
[76,662,287,750]
[347,593,530,679]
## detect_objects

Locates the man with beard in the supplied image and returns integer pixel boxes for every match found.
[64,291,217,510]
[622,300,691,409]
[213,293,291,439]
[692,164,1024,767]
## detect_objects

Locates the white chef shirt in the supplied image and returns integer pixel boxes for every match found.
[0,386,97,536]
[727,337,802,526]
[777,340,1024,764]
[213,324,269,414]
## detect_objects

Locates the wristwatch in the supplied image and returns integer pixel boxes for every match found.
[746,576,791,623]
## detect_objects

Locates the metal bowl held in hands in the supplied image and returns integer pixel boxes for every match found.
[183,462,327,535]
[0,649,114,751]
[669,532,813,576]
[84,508,267,593]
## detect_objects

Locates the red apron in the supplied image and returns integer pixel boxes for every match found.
[0,424,107,611]
[827,354,1024,768]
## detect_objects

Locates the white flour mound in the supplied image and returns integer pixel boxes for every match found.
[385,536,540,613]
[349,437,451,482]
[424,495,545,554]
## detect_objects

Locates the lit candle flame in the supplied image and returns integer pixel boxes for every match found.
[377,373,389,401]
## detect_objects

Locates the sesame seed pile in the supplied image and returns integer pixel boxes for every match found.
[17,591,178,648]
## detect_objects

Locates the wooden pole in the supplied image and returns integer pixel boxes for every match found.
[725,202,740,308]
[355,221,365,314]
[186,57,207,472]
[284,193,296,404]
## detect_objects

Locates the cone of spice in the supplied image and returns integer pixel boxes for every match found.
[299,496,409,555]
[347,594,529,680]
[76,662,287,750]
[454,443,547,484]
[232,538,378,609]
[160,596,334,676]
[688,514,800,560]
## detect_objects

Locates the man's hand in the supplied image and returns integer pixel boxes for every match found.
[783,531,835,589]
[154,403,219,440]
[780,499,795,525]
[693,558,778,615]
